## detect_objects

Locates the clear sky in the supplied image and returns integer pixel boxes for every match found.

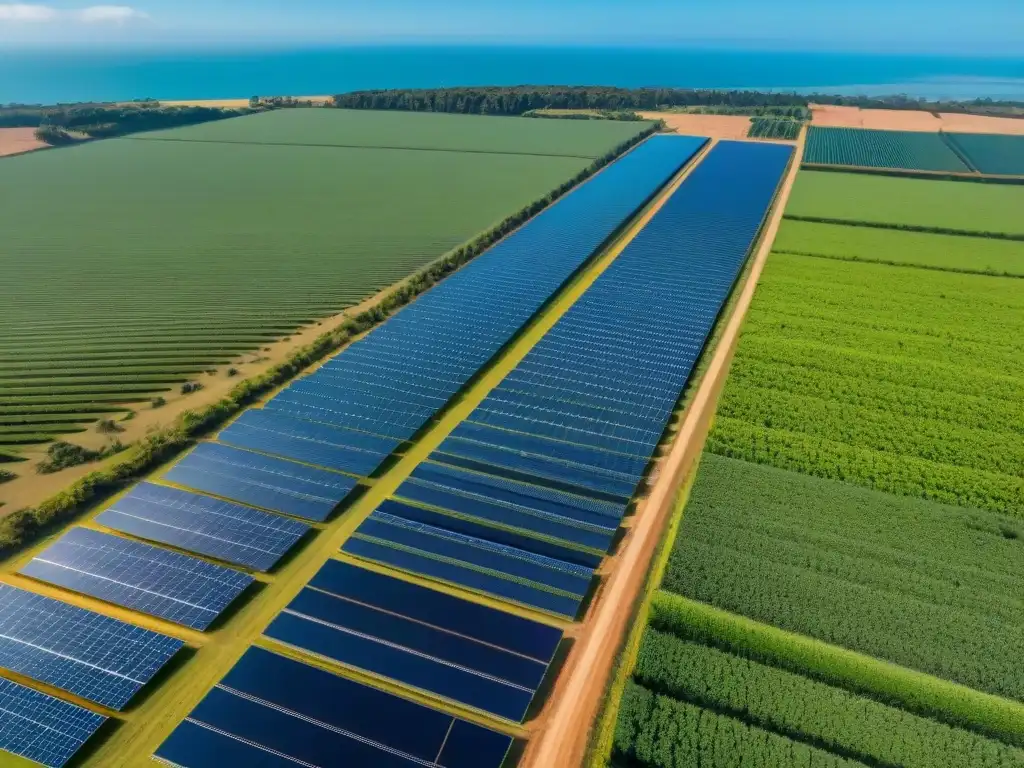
[0,0,1021,55]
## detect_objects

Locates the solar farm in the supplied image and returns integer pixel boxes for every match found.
[0,109,647,454]
[0,116,808,768]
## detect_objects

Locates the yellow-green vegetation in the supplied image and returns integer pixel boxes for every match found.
[0,109,651,450]
[774,219,1024,276]
[787,170,1024,236]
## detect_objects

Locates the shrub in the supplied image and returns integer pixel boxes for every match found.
[0,469,15,484]
[95,419,124,434]
[151,397,166,408]
[180,381,204,395]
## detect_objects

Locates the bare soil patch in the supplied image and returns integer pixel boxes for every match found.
[811,104,1024,135]
[640,112,753,140]
[0,128,46,158]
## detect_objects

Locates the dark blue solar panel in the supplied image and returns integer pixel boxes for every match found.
[267,561,562,720]
[96,482,309,571]
[342,537,582,618]
[306,559,562,662]
[360,510,593,595]
[0,583,183,710]
[217,409,398,476]
[382,495,610,566]
[0,677,106,768]
[20,528,253,631]
[164,442,356,521]
[155,648,512,768]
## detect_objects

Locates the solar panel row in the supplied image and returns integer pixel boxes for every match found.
[0,583,183,710]
[98,482,309,572]
[21,527,253,631]
[0,677,106,768]
[437,141,793,503]
[156,647,513,768]
[247,136,706,466]
[263,559,562,722]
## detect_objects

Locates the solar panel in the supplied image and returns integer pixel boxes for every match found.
[217,409,399,477]
[264,559,562,722]
[164,442,356,521]
[20,528,254,631]
[0,677,106,768]
[96,482,310,571]
[0,583,183,709]
[155,647,512,768]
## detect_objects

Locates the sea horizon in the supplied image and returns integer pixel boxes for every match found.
[1,44,1023,105]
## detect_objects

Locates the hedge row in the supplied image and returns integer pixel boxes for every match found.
[783,214,1024,241]
[0,125,658,557]
[648,591,1024,749]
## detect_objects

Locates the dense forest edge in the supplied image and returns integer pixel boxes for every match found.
[330,85,1024,117]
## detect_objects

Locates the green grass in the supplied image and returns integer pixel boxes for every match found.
[803,126,969,172]
[133,108,650,158]
[632,627,1024,768]
[774,219,1024,276]
[787,170,1024,236]
[662,454,1024,701]
[948,133,1024,176]
[707,252,1024,515]
[0,110,643,447]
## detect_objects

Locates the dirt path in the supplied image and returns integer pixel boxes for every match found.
[0,128,46,158]
[521,128,806,768]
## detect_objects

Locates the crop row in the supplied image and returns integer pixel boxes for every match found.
[614,681,861,768]
[663,454,1024,702]
[632,627,1024,768]
[803,127,969,173]
[748,118,802,141]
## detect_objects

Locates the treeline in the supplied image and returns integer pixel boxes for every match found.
[331,85,1024,116]
[2,102,253,138]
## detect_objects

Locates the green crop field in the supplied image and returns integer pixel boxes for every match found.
[948,133,1024,176]
[787,170,1024,236]
[708,252,1024,515]
[747,117,801,141]
[803,126,969,172]
[0,110,647,450]
[774,219,1024,276]
[662,454,1024,700]
[133,107,650,158]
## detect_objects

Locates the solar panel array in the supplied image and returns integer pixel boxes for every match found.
[343,141,793,619]
[156,647,513,768]
[264,559,562,722]
[0,583,183,710]
[97,482,310,571]
[0,677,106,768]
[21,527,254,630]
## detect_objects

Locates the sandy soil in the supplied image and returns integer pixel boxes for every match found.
[811,104,1024,134]
[0,128,46,158]
[640,112,754,140]
[161,96,332,108]
[522,130,805,768]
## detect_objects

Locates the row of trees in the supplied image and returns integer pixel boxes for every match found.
[331,86,1024,117]
[2,102,254,138]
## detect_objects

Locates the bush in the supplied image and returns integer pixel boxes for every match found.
[226,367,239,377]
[180,381,204,395]
[34,124,76,146]
[95,419,124,434]
[36,442,101,474]
[0,469,16,484]
[151,397,166,408]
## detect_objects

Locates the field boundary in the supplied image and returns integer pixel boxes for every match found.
[649,591,1024,748]
[774,248,1024,279]
[783,213,1024,241]
[523,128,804,768]
[800,161,1024,184]
[0,124,659,554]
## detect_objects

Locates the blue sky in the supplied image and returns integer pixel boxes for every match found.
[0,0,1021,54]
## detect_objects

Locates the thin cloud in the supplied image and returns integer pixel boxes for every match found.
[77,5,147,23]
[0,3,147,23]
[0,4,59,21]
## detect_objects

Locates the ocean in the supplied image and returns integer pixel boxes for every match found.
[1,46,1023,105]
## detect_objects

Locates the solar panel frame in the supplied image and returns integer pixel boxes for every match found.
[20,528,254,631]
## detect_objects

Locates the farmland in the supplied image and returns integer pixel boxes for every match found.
[603,166,1024,768]
[774,219,1024,276]
[803,126,969,172]
[0,109,650,452]
[747,117,801,140]
[787,169,1024,236]
[948,133,1024,176]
